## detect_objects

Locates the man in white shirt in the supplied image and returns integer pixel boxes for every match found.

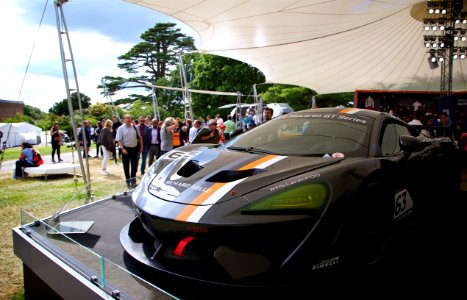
[116,114,143,188]
[189,120,202,143]
[408,109,431,138]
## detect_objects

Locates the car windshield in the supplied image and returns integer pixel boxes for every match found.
[226,112,373,157]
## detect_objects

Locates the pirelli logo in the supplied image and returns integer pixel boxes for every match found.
[312,256,340,270]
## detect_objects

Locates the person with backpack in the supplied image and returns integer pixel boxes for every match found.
[14,142,39,179]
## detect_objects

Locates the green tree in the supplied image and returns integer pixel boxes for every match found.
[128,99,155,119]
[4,113,32,124]
[260,85,315,111]
[100,23,197,118]
[314,92,354,108]
[24,105,43,120]
[87,103,116,121]
[48,92,91,116]
[190,53,266,118]
[105,23,196,91]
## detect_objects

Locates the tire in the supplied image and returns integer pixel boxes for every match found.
[336,182,393,279]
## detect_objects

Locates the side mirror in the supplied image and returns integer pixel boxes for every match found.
[399,135,430,153]
[229,128,244,139]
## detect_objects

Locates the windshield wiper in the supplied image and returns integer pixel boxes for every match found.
[227,146,274,154]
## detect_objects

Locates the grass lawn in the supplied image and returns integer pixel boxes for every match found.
[0,154,130,299]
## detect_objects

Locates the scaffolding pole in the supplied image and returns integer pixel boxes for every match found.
[54,0,91,198]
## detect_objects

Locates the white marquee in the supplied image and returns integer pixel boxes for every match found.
[125,0,467,94]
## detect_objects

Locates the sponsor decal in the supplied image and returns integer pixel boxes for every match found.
[175,155,287,222]
[312,256,340,270]
[164,180,213,193]
[394,188,414,221]
[281,111,367,124]
[166,151,187,160]
[269,173,321,192]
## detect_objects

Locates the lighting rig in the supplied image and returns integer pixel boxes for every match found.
[423,0,466,95]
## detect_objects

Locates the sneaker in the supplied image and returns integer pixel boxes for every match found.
[58,158,63,162]
[52,159,56,163]
[101,170,109,175]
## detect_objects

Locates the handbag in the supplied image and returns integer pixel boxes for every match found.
[133,125,141,148]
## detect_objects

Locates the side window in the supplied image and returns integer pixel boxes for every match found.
[380,122,411,156]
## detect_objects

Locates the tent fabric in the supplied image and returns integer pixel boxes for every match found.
[125,0,467,94]
[0,123,41,148]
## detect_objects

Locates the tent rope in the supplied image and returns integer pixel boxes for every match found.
[0,0,50,172]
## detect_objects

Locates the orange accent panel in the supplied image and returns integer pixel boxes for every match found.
[176,182,225,221]
[239,155,277,170]
[175,154,278,221]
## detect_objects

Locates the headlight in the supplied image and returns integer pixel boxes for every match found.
[243,182,328,214]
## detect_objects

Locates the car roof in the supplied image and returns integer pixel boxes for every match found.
[291,107,389,119]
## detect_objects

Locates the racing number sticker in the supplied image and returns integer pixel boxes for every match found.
[394,189,414,220]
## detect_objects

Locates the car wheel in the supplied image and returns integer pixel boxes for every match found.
[337,182,393,278]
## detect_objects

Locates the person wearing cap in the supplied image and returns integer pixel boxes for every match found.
[199,119,220,143]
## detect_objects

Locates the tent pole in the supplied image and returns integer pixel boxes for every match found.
[54,0,92,199]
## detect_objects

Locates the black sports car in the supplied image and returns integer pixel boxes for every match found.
[121,107,461,287]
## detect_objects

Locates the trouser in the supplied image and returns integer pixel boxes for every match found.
[147,144,161,169]
[122,146,138,186]
[100,145,109,170]
[139,148,149,174]
[82,141,91,158]
[51,142,61,160]
[96,142,103,157]
[15,160,35,177]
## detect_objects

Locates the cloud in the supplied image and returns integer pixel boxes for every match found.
[0,0,199,112]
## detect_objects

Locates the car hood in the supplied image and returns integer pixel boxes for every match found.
[140,145,343,206]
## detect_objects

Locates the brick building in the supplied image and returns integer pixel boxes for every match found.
[0,100,24,122]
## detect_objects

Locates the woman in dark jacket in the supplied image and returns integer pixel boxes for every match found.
[97,120,115,175]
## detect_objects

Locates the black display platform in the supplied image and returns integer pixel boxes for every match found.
[13,193,176,299]
[13,188,467,299]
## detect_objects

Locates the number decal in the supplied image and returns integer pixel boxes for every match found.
[394,189,414,220]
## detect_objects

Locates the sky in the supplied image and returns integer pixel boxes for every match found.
[0,0,199,112]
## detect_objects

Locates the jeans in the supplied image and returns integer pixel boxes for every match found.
[139,148,148,174]
[15,160,35,178]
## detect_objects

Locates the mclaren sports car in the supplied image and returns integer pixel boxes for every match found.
[121,107,461,287]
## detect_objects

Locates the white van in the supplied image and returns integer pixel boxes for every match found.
[265,103,294,118]
[226,103,294,120]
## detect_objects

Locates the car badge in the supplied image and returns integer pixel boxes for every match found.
[331,152,345,158]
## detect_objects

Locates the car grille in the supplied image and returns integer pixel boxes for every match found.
[138,213,314,282]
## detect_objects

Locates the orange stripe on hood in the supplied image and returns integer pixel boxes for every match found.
[175,155,278,221]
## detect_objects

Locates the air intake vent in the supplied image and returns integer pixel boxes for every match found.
[206,169,266,183]
[177,160,203,177]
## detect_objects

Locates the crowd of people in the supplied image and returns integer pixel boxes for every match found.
[66,107,274,188]
[387,104,467,142]
[14,104,467,182]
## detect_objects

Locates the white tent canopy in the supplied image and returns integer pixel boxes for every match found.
[125,0,467,94]
[0,123,41,148]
